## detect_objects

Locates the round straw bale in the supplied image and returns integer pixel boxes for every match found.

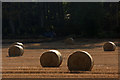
[8,45,24,57]
[40,50,62,67]
[12,42,24,48]
[64,38,74,45]
[103,41,116,51]
[67,51,94,71]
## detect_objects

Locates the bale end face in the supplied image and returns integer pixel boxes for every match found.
[40,50,62,67]
[103,41,116,51]
[8,45,24,57]
[67,51,94,71]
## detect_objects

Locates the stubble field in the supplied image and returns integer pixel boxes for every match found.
[2,39,120,80]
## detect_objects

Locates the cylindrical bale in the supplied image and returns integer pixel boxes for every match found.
[103,41,116,51]
[64,38,74,45]
[12,42,24,48]
[8,45,24,57]
[67,51,94,71]
[40,50,62,67]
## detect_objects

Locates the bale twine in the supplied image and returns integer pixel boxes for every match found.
[40,50,62,67]
[64,38,74,45]
[12,42,24,48]
[8,45,24,57]
[67,51,94,71]
[103,41,116,51]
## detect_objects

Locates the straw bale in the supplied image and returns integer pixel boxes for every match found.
[67,51,94,71]
[8,45,24,57]
[103,41,116,51]
[40,50,62,67]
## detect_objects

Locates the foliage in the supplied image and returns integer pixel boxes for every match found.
[2,2,119,39]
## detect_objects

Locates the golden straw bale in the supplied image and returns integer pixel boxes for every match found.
[64,38,74,45]
[8,45,24,57]
[103,41,116,51]
[40,50,62,67]
[67,51,94,71]
[12,42,24,48]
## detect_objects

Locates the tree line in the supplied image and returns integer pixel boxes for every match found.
[2,2,120,39]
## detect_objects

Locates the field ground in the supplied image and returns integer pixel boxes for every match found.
[1,39,120,80]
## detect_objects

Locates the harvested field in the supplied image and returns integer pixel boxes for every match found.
[2,39,120,80]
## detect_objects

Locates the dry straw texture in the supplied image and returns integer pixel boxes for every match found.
[40,50,62,67]
[8,45,24,57]
[103,41,116,51]
[64,38,74,45]
[67,51,94,71]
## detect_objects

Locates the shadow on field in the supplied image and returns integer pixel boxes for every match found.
[2,39,119,49]
[25,42,102,49]
[24,39,119,49]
